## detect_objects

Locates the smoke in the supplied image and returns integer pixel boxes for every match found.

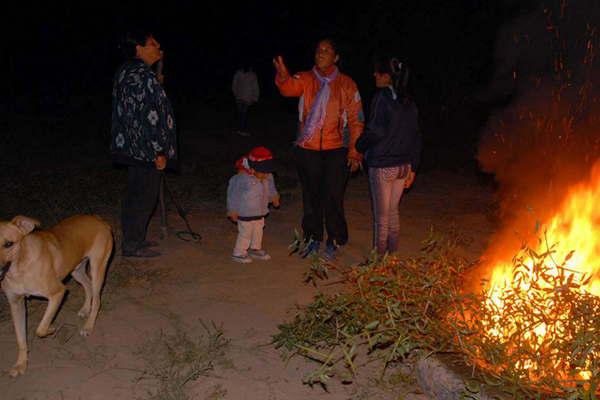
[470,0,600,288]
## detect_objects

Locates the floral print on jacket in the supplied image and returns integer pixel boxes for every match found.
[111,59,177,165]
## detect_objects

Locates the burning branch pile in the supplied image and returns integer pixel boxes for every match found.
[276,217,600,397]
[460,241,600,396]
[458,161,600,396]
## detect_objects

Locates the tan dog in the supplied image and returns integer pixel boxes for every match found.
[0,215,113,377]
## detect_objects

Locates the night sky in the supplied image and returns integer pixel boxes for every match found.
[4,0,542,158]
[6,3,523,100]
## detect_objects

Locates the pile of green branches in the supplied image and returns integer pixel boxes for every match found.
[275,231,600,399]
[276,230,474,386]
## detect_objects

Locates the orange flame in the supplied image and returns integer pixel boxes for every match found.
[483,159,600,381]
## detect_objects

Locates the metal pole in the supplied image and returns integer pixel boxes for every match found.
[156,53,167,239]
[159,173,168,239]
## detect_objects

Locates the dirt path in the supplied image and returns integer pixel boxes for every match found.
[0,165,494,400]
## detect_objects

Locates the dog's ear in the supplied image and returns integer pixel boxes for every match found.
[11,216,40,235]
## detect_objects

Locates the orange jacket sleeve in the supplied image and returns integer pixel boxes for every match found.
[275,72,307,98]
[345,80,365,161]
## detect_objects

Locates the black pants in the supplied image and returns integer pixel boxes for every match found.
[295,147,350,246]
[121,165,161,252]
[236,101,249,131]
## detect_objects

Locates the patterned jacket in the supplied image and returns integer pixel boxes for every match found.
[111,60,177,166]
[275,68,364,160]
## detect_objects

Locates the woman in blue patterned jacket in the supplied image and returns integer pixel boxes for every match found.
[111,29,177,258]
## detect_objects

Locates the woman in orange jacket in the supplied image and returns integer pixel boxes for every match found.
[273,38,364,259]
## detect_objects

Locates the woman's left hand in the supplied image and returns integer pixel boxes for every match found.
[155,155,167,170]
[272,196,281,208]
[404,171,416,188]
[347,158,362,172]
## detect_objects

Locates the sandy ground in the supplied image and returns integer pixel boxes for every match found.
[0,100,496,399]
[0,167,494,400]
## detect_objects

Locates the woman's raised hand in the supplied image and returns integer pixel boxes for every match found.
[273,56,289,80]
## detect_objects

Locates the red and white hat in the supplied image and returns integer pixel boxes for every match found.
[247,146,275,173]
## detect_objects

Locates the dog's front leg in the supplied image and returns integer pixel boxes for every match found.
[4,289,27,377]
[35,287,66,338]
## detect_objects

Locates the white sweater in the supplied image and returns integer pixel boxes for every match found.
[227,172,278,219]
[232,69,260,104]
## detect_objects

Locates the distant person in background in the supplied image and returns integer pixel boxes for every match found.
[273,38,364,260]
[232,65,260,137]
[356,55,421,255]
[111,29,177,258]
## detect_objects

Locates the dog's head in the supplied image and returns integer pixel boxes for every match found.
[0,216,40,272]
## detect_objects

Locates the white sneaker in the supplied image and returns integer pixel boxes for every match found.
[232,254,252,263]
[248,249,271,260]
[237,130,251,137]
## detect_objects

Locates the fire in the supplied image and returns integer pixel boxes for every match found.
[481,160,600,384]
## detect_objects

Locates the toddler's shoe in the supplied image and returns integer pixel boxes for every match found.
[232,254,252,263]
[248,249,271,260]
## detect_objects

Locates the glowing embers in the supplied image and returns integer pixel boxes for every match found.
[480,161,600,386]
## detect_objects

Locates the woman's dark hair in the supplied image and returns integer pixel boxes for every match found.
[374,55,411,100]
[316,37,339,55]
[118,29,152,60]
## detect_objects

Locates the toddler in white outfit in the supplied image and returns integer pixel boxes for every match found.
[226,146,279,263]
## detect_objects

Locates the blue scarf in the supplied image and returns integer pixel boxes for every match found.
[295,66,338,146]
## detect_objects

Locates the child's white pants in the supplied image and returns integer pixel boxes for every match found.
[233,218,264,256]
